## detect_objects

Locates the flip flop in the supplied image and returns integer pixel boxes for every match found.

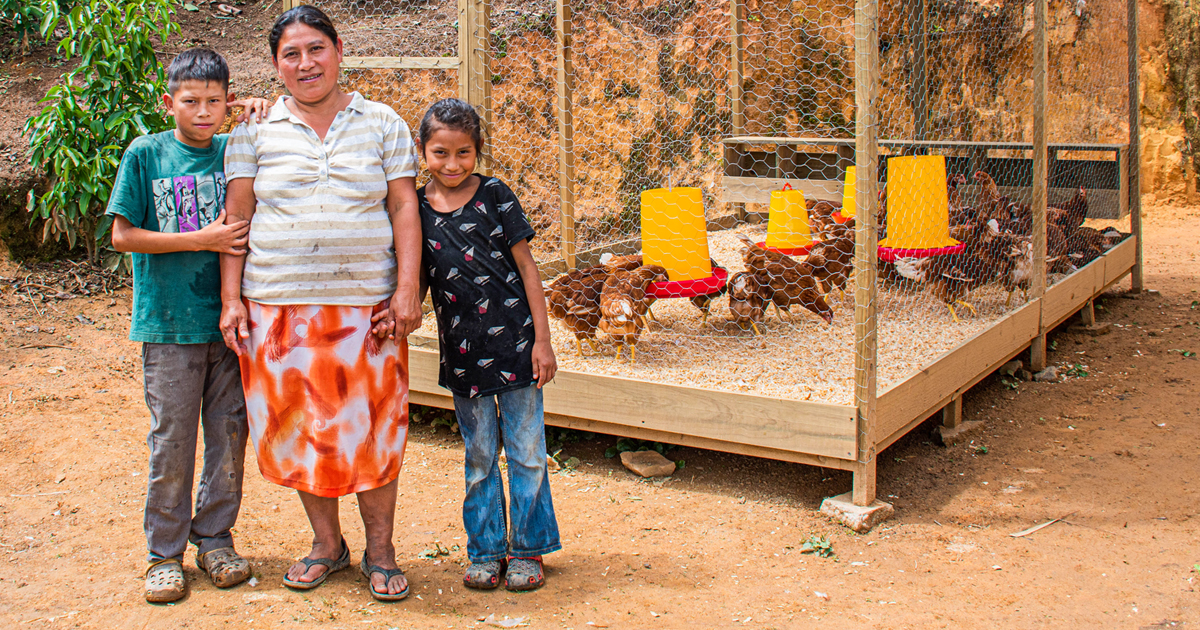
[282,537,350,590]
[360,555,410,601]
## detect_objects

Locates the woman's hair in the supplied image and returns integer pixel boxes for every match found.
[269,5,339,59]
[419,98,483,151]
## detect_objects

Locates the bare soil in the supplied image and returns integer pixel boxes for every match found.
[0,204,1196,628]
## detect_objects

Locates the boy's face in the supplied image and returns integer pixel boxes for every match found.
[163,80,230,148]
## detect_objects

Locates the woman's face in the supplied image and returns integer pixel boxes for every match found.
[273,23,342,104]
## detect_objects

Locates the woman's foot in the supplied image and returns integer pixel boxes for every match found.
[504,556,545,592]
[283,538,350,589]
[145,559,186,603]
[463,559,506,590]
[361,550,408,597]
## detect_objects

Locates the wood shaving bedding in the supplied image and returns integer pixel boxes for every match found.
[414,224,1043,406]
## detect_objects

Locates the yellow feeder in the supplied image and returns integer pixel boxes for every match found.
[839,165,857,221]
[878,155,960,253]
[641,187,711,282]
[765,184,814,251]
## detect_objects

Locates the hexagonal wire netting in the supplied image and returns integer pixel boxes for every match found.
[301,0,1132,407]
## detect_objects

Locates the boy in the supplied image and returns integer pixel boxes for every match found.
[106,48,266,603]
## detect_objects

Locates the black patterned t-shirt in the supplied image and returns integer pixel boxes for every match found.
[419,176,537,398]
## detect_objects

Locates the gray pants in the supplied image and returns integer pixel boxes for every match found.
[142,342,248,563]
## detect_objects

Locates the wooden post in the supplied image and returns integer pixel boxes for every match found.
[458,0,493,175]
[1029,0,1049,372]
[852,0,880,508]
[728,0,746,220]
[1128,0,1143,292]
[556,0,576,270]
[1080,299,1096,326]
[941,396,962,431]
[907,0,928,141]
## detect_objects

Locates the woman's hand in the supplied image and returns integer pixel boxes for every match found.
[220,300,251,356]
[531,338,557,389]
[370,290,422,340]
[230,96,271,124]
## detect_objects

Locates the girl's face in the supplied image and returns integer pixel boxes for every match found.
[422,126,478,190]
[272,23,342,105]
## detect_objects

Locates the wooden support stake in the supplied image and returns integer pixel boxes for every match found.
[852,0,880,508]
[1030,0,1049,372]
[556,0,576,270]
[1080,299,1096,326]
[941,396,962,430]
[727,0,746,221]
[908,0,929,141]
[1128,0,1144,292]
[458,0,493,175]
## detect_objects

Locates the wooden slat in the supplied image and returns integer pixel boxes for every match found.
[1043,236,1136,328]
[721,176,841,203]
[458,0,492,175]
[722,137,1126,152]
[556,0,575,270]
[876,301,1041,440]
[342,57,460,70]
[1029,0,1049,372]
[406,347,858,460]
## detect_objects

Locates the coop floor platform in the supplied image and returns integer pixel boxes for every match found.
[409,229,1136,471]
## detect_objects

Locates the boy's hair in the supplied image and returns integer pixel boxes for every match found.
[270,5,339,60]
[167,48,230,95]
[419,98,483,152]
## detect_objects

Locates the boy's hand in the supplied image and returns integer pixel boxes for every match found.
[531,338,557,389]
[230,97,271,124]
[195,210,250,254]
[219,300,251,356]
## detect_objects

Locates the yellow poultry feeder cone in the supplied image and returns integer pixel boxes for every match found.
[763,183,815,254]
[641,187,711,281]
[835,165,856,223]
[877,155,963,262]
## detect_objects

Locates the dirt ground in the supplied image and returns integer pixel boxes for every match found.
[0,203,1194,629]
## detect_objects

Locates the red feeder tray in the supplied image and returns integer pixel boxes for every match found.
[648,265,729,299]
[877,243,965,263]
[755,241,816,257]
[831,210,854,224]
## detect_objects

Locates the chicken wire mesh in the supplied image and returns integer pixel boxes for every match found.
[295,0,1133,407]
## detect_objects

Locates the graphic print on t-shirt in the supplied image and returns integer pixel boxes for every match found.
[152,172,226,233]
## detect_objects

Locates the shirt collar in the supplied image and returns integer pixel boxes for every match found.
[265,91,366,124]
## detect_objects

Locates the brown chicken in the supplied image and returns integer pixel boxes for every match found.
[598,265,666,362]
[546,267,607,356]
[736,234,833,324]
[1048,187,1088,232]
[892,219,1008,321]
[727,271,766,334]
[808,199,841,241]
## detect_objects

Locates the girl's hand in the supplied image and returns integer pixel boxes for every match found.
[370,291,423,339]
[220,300,251,356]
[531,338,557,389]
[230,97,271,124]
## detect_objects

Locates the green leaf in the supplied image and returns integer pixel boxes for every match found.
[183,3,199,11]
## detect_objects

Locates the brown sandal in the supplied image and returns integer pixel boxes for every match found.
[197,546,251,588]
[145,558,186,603]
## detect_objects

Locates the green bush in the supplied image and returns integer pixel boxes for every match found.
[0,0,46,55]
[25,0,178,268]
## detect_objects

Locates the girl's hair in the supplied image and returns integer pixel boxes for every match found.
[419,98,483,151]
[269,5,339,60]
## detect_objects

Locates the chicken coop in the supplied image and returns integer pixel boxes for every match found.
[291,0,1142,526]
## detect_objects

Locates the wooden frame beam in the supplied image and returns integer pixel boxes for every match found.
[342,57,460,70]
[1029,0,1049,372]
[556,0,576,270]
[727,0,746,220]
[852,0,881,507]
[1128,0,1143,292]
[458,0,493,175]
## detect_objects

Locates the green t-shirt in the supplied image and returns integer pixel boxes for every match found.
[106,131,229,344]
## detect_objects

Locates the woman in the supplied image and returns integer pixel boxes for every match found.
[219,6,421,601]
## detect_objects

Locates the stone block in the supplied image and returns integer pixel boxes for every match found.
[819,492,894,533]
[620,450,676,478]
[937,420,984,446]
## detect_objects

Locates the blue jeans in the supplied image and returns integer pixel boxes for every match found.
[453,386,561,563]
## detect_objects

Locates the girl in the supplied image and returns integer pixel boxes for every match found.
[416,98,561,591]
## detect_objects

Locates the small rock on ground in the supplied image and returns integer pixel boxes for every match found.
[619,450,676,478]
[1033,366,1059,382]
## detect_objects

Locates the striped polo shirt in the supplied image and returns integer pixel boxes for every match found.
[224,92,419,305]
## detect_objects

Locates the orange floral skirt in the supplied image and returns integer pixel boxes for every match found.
[240,300,409,498]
